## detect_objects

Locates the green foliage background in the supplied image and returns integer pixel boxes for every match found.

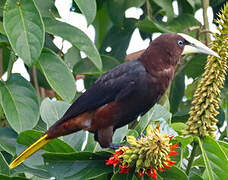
[0,0,227,179]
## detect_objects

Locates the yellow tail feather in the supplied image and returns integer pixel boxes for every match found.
[9,134,51,169]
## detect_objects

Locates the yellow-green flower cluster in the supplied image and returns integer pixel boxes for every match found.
[106,125,178,179]
[122,125,173,171]
[184,3,228,137]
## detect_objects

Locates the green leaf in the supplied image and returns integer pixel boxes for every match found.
[111,170,134,180]
[0,74,40,133]
[107,0,145,26]
[3,0,44,66]
[0,127,17,155]
[64,46,82,70]
[93,3,112,49]
[37,49,76,102]
[198,136,228,180]
[184,54,207,78]
[2,47,10,74]
[84,132,98,152]
[112,125,128,144]
[135,104,172,134]
[138,14,200,33]
[0,175,28,180]
[73,55,120,75]
[0,152,10,175]
[63,130,87,151]
[40,98,87,151]
[169,72,185,113]
[100,18,137,60]
[13,163,50,179]
[43,18,102,70]
[40,98,70,128]
[189,171,204,180]
[35,0,60,18]
[17,130,75,153]
[0,34,9,45]
[159,166,188,180]
[43,152,112,180]
[171,122,187,134]
[44,33,59,54]
[74,0,97,25]
[175,135,193,148]
[153,0,175,19]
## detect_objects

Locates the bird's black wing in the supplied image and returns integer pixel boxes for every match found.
[59,59,148,122]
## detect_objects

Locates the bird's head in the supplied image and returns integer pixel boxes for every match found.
[140,33,219,69]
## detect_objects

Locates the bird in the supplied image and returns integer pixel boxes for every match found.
[9,33,219,169]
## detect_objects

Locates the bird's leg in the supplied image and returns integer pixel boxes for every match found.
[137,133,145,140]
[109,134,145,149]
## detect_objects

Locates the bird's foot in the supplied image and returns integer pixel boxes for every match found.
[109,143,129,149]
[136,133,145,140]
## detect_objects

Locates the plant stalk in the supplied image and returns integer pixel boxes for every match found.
[186,141,198,175]
[201,0,210,45]
[31,67,40,96]
[6,54,15,81]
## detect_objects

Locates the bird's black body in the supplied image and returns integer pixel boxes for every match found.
[48,59,161,145]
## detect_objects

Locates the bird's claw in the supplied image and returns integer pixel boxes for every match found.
[109,143,129,149]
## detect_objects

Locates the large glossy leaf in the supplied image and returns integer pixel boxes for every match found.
[111,170,134,180]
[93,4,112,49]
[40,98,87,151]
[3,0,44,66]
[112,125,128,144]
[63,130,87,151]
[64,46,82,70]
[138,14,200,33]
[43,152,112,180]
[107,0,145,26]
[153,0,175,19]
[0,74,40,133]
[0,127,17,155]
[84,133,99,152]
[37,49,76,102]
[184,54,207,79]
[198,137,228,180]
[35,0,60,18]
[0,152,10,175]
[74,0,96,25]
[0,175,28,180]
[169,72,185,113]
[159,166,188,180]
[13,163,50,179]
[17,130,75,153]
[100,18,137,60]
[40,98,70,128]
[43,18,102,70]
[135,104,172,134]
[73,55,120,75]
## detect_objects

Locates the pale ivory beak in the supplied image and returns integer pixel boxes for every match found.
[178,33,220,58]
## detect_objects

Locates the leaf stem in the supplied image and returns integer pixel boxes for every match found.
[31,67,40,96]
[186,141,198,175]
[6,53,15,81]
[146,0,153,20]
[201,0,210,45]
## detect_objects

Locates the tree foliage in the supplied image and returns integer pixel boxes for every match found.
[0,0,228,179]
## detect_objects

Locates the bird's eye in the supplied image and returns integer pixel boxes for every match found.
[178,40,184,46]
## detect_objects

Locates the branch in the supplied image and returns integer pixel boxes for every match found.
[186,141,198,175]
